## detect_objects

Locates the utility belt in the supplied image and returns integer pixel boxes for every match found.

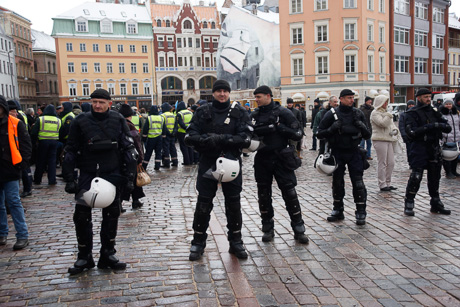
[87,135,118,152]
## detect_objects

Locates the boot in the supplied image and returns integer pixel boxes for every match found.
[98,204,126,270]
[228,241,248,259]
[404,198,415,216]
[452,160,460,177]
[443,161,455,179]
[327,202,345,222]
[355,210,366,225]
[430,198,451,215]
[97,253,126,270]
[68,254,95,275]
[292,224,309,244]
[132,200,143,209]
[189,241,206,261]
[262,229,275,242]
[70,209,95,274]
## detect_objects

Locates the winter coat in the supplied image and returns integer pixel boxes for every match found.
[370,107,398,142]
[359,103,374,137]
[439,105,460,143]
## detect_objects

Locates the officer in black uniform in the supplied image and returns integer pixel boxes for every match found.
[63,89,137,274]
[317,89,371,225]
[403,88,451,216]
[185,80,252,261]
[250,86,309,243]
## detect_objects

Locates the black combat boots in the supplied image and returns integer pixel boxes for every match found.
[430,198,451,215]
[68,254,95,275]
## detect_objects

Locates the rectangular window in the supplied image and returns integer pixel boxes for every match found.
[292,27,303,45]
[394,55,409,73]
[291,0,302,13]
[130,45,136,53]
[188,37,193,48]
[119,63,125,73]
[68,62,74,73]
[395,0,410,15]
[178,57,183,67]
[196,38,200,48]
[69,84,77,96]
[107,63,113,73]
[433,7,444,23]
[81,62,88,73]
[66,43,73,52]
[368,24,374,41]
[108,83,115,96]
[131,63,137,73]
[432,59,443,74]
[106,44,112,52]
[82,84,90,96]
[120,84,127,95]
[379,26,385,43]
[190,56,193,67]
[414,30,427,47]
[159,57,165,67]
[394,27,409,44]
[379,56,385,74]
[94,63,101,73]
[80,43,86,52]
[344,0,356,8]
[415,2,428,19]
[345,55,356,73]
[317,25,327,42]
[168,41,173,48]
[118,44,124,53]
[127,23,137,34]
[196,57,202,67]
[345,23,356,40]
[317,56,328,74]
[367,0,373,10]
[77,21,87,32]
[293,58,303,76]
[379,0,385,12]
[168,57,174,67]
[368,55,374,73]
[315,0,327,10]
[93,44,99,52]
[205,57,211,67]
[414,57,427,74]
[132,84,138,95]
[177,38,182,48]
[143,63,149,73]
[144,83,150,95]
[142,45,147,53]
[434,34,444,49]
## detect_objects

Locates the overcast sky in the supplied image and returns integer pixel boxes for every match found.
[1,0,459,35]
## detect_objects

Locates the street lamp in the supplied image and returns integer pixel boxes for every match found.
[7,49,15,99]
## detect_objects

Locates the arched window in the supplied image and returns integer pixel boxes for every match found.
[211,22,216,29]
[166,20,171,27]
[184,20,192,29]
[156,19,162,27]
[199,76,216,89]
[203,21,208,29]
[161,76,182,90]
[187,78,195,89]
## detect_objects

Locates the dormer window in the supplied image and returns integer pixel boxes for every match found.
[121,11,127,17]
[100,10,106,16]
[184,20,192,29]
[127,21,137,34]
[75,18,88,32]
[211,22,216,29]
[83,9,90,15]
[203,21,208,28]
[166,20,171,27]
[101,19,113,33]
[157,19,162,27]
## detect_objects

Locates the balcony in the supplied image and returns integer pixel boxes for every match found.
[448,38,460,49]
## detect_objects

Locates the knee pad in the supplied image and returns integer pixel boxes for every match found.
[281,187,297,202]
[351,176,367,204]
[73,206,92,224]
[195,196,214,215]
[407,169,423,195]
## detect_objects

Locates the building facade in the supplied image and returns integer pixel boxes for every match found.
[151,0,219,105]
[52,2,155,109]
[0,23,18,102]
[279,0,390,118]
[448,12,460,91]
[390,0,450,103]
[0,6,36,109]
[32,30,59,107]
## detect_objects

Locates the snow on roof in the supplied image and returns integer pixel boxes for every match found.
[449,13,460,30]
[32,29,55,53]
[54,2,151,23]
[231,5,278,24]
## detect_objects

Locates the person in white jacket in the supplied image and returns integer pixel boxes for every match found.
[370,95,399,192]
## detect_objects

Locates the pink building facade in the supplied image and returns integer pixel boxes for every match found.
[279,0,390,117]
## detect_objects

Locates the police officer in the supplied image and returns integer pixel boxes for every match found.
[251,86,309,243]
[175,101,194,165]
[30,104,61,185]
[286,98,303,157]
[57,102,76,172]
[403,88,451,216]
[185,79,252,261]
[161,103,178,167]
[130,106,141,132]
[63,89,137,274]
[317,89,371,225]
[142,105,166,171]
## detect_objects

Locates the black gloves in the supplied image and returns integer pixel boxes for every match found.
[354,120,368,131]
[424,122,451,133]
[328,120,342,133]
[203,134,227,147]
[65,180,78,194]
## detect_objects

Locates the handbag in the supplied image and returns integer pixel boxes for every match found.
[136,165,151,187]
[277,145,301,171]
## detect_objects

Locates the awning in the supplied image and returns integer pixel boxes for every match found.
[379,89,390,97]
[316,91,329,100]
[352,90,359,99]
[369,90,379,98]
[292,93,306,102]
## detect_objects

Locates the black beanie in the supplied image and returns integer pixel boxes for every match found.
[7,100,17,111]
[339,89,355,98]
[0,95,8,113]
[212,80,231,93]
[415,88,431,97]
[286,98,294,104]
[406,100,415,107]
[90,88,111,100]
[119,104,133,118]
[253,85,273,97]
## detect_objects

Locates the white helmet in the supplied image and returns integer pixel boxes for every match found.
[315,153,337,175]
[212,157,240,182]
[242,139,261,153]
[78,177,116,208]
[442,143,460,161]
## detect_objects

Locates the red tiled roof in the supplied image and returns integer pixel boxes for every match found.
[151,3,218,22]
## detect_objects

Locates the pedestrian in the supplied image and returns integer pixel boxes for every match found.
[72,104,82,116]
[313,96,339,154]
[175,101,194,166]
[30,104,61,185]
[250,85,309,244]
[81,102,91,113]
[359,96,374,160]
[370,95,399,191]
[244,103,251,115]
[439,99,460,178]
[25,108,35,128]
[160,102,178,168]
[63,88,137,274]
[142,105,166,171]
[398,100,415,163]
[286,98,303,157]
[0,95,32,250]
[57,102,76,170]
[184,79,252,261]
[118,104,145,209]
[403,88,452,216]
[310,99,321,151]
[317,89,371,225]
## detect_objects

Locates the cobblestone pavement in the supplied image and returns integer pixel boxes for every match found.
[1,129,460,306]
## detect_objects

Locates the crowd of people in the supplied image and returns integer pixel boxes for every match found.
[0,83,459,275]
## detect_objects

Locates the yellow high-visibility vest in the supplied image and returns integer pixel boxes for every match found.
[38,116,61,140]
[147,115,164,138]
[177,110,193,133]
[161,112,175,134]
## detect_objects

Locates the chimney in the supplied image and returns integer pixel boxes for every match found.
[199,0,204,5]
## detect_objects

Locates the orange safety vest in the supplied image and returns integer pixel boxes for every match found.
[8,115,22,165]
